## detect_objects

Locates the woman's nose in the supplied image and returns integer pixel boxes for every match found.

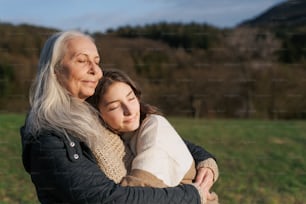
[89,61,102,76]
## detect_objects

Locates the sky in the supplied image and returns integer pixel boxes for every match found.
[0,0,286,33]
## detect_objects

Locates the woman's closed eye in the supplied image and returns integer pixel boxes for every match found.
[95,59,101,66]
[77,57,88,64]
[78,58,101,68]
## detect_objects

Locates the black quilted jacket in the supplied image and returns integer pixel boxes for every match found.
[21,126,216,204]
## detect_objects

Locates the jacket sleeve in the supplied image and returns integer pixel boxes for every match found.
[23,131,201,204]
[184,139,219,182]
[184,139,217,165]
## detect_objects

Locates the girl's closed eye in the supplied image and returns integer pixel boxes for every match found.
[127,92,137,101]
[128,96,136,101]
[107,104,120,111]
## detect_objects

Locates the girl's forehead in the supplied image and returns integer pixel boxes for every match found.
[102,82,132,100]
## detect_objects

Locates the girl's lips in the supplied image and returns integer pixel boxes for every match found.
[124,114,138,123]
[123,114,140,131]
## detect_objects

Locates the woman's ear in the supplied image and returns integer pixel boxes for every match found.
[54,67,60,80]
[54,64,64,85]
[54,62,62,74]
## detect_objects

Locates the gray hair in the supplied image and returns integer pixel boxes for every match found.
[25,30,105,148]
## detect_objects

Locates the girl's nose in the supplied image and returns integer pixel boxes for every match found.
[123,104,132,116]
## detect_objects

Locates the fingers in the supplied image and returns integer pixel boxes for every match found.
[197,168,214,187]
[195,168,217,203]
[194,167,205,185]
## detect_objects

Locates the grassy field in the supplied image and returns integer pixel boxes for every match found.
[0,114,38,203]
[0,114,305,204]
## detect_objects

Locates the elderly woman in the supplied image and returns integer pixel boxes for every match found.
[21,30,219,204]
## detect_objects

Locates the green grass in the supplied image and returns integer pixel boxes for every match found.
[1,114,305,203]
[169,117,306,204]
[0,114,39,204]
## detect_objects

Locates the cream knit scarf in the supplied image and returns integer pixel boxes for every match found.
[92,128,134,183]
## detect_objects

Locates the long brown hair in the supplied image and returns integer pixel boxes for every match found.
[87,69,161,125]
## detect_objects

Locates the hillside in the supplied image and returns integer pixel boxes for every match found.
[1,21,306,119]
[240,0,306,27]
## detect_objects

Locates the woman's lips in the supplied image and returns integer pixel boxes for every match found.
[83,80,97,87]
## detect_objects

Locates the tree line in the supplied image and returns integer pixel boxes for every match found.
[1,22,306,119]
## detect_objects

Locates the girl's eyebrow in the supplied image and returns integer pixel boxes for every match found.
[103,100,118,107]
[126,90,133,97]
[103,90,133,106]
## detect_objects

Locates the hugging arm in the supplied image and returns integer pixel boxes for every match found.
[22,130,203,204]
[184,139,219,182]
[184,139,216,164]
[184,139,219,203]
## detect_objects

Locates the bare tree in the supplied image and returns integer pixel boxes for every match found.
[226,27,281,118]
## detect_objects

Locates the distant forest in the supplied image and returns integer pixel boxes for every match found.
[1,20,306,119]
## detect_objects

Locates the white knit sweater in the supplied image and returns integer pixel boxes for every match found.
[123,114,194,187]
